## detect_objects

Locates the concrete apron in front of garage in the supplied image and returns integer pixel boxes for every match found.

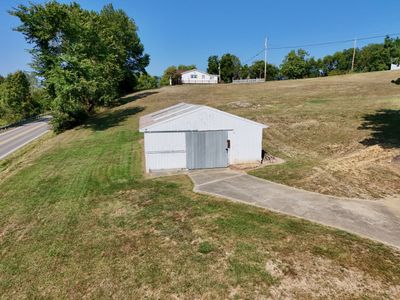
[189,168,400,250]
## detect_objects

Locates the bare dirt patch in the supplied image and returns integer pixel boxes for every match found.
[392,155,400,165]
[302,145,400,198]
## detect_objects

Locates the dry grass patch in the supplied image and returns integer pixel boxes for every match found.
[1,73,400,298]
[125,71,400,199]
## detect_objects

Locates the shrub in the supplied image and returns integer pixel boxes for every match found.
[198,241,215,254]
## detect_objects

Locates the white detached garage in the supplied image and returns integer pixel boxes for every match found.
[139,103,267,172]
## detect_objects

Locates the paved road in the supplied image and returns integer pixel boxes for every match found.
[0,116,51,160]
[189,169,400,249]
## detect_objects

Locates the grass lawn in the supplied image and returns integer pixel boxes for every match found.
[120,70,400,199]
[1,77,400,298]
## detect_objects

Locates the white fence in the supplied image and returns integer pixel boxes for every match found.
[181,79,218,84]
[232,78,265,84]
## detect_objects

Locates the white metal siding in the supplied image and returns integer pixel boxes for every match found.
[144,132,186,172]
[228,127,263,164]
[181,70,218,84]
[391,64,400,70]
[147,108,264,165]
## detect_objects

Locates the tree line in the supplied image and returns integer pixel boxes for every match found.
[8,1,150,132]
[0,71,47,125]
[4,1,400,131]
[160,36,400,84]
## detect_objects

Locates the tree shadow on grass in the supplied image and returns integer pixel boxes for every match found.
[108,91,159,108]
[359,109,400,148]
[86,106,145,131]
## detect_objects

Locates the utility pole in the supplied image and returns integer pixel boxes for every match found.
[218,61,221,83]
[264,36,268,81]
[351,38,357,72]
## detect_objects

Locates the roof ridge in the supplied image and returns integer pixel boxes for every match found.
[139,103,267,132]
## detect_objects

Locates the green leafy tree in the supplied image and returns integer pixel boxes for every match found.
[220,53,241,83]
[280,49,310,79]
[357,44,390,72]
[321,49,356,75]
[11,2,149,132]
[160,66,178,86]
[249,61,264,79]
[137,74,159,90]
[337,49,357,73]
[23,71,50,111]
[265,63,280,81]
[177,65,196,71]
[160,65,196,86]
[207,55,220,74]
[239,64,250,79]
[248,60,279,80]
[306,57,322,78]
[0,71,37,122]
[384,36,400,65]
[250,60,279,80]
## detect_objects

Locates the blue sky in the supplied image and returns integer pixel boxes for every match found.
[1,0,400,76]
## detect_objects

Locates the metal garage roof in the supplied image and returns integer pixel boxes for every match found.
[139,103,202,130]
[139,102,267,132]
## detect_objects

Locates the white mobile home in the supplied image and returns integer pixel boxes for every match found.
[391,64,400,71]
[139,103,267,172]
[180,69,218,84]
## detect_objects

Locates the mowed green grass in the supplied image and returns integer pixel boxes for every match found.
[1,99,400,298]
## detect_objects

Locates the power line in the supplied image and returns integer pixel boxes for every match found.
[242,32,400,64]
[269,32,400,50]
[243,48,264,64]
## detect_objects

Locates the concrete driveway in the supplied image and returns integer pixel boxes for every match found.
[189,169,400,249]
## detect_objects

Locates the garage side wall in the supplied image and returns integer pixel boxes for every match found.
[144,132,186,172]
[228,126,263,164]
[146,108,264,164]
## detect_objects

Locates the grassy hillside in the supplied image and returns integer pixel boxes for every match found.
[1,72,400,298]
[127,71,400,199]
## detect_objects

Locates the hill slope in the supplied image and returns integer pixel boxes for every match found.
[0,71,400,298]
[128,70,400,199]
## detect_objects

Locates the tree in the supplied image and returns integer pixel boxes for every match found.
[320,49,357,75]
[137,74,159,90]
[306,57,322,78]
[160,65,196,86]
[220,53,241,83]
[280,49,309,79]
[265,63,280,81]
[357,44,390,72]
[177,64,196,71]
[160,66,178,86]
[249,61,264,79]
[247,60,279,80]
[207,55,220,74]
[239,64,250,79]
[0,71,37,122]
[11,2,149,132]
[384,36,400,65]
